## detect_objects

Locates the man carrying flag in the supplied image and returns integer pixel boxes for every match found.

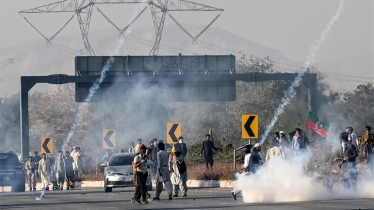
[209,128,214,141]
[305,111,329,138]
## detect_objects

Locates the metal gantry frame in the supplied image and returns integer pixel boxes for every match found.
[19,72,318,159]
[19,0,223,56]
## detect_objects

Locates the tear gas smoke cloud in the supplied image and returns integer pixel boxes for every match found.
[259,0,345,145]
[37,2,142,197]
[232,0,373,203]
[235,154,374,203]
[37,38,123,200]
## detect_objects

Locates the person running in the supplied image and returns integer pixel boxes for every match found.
[154,142,173,201]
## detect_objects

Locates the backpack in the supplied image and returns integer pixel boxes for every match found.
[132,161,137,175]
[176,159,187,174]
[299,136,307,149]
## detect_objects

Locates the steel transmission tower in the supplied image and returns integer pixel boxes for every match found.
[19,0,223,56]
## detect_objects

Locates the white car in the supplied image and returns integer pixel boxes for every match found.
[101,153,153,192]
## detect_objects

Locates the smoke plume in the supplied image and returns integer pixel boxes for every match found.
[259,0,345,144]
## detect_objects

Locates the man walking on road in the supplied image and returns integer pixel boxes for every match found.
[64,151,74,189]
[154,142,173,201]
[71,146,83,182]
[149,138,159,179]
[32,151,41,180]
[170,147,188,197]
[200,134,218,171]
[38,153,51,190]
[25,156,36,191]
[55,150,66,190]
[133,145,150,204]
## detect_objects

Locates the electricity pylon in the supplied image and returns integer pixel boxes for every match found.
[19,0,223,56]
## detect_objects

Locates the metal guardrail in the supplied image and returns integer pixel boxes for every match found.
[233,142,251,173]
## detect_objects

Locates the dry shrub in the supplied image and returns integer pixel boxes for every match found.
[188,162,237,180]
[80,162,241,181]
[82,172,104,181]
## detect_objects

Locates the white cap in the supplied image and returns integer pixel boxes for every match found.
[254,143,260,147]
[280,131,285,134]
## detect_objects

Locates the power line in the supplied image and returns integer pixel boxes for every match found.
[19,0,224,56]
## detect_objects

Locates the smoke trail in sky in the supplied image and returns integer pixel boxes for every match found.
[36,38,124,200]
[36,9,136,198]
[259,0,345,144]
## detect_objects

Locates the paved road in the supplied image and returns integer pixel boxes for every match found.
[0,188,373,210]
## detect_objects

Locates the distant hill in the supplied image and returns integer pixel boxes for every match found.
[0,25,299,96]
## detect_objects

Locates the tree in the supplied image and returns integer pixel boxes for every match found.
[323,83,374,137]
[0,94,20,151]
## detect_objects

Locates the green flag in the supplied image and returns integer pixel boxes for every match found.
[209,128,213,138]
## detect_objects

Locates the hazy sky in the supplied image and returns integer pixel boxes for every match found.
[0,0,373,92]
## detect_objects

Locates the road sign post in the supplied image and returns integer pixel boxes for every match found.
[41,137,53,154]
[242,114,258,139]
[103,130,116,148]
[167,123,181,144]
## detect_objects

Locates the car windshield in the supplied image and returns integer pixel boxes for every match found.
[0,154,20,167]
[109,156,133,166]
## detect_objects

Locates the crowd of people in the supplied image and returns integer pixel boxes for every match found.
[129,137,188,205]
[24,146,83,191]
[17,125,372,201]
[334,126,373,191]
[231,125,373,200]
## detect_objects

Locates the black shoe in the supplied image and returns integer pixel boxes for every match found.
[231,192,237,201]
[45,187,49,191]
[153,196,160,200]
[67,187,69,190]
[172,194,178,197]
[134,199,142,204]
[33,188,36,191]
[169,195,172,200]
[29,188,32,191]
[182,193,187,197]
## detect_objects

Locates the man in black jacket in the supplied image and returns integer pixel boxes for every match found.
[200,134,218,171]
[248,143,262,174]
[335,132,358,191]
[175,136,188,158]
